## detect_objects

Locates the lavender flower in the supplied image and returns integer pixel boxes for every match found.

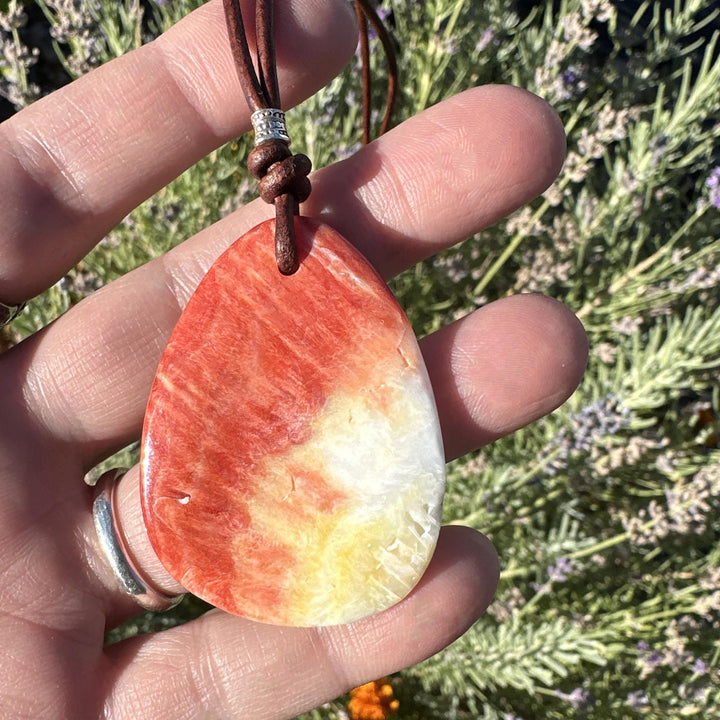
[562,13,597,50]
[562,66,580,87]
[554,63,588,101]
[568,687,592,709]
[556,687,592,709]
[367,4,392,41]
[626,690,649,710]
[0,3,40,108]
[476,28,494,53]
[45,0,106,76]
[646,650,663,668]
[706,166,720,209]
[548,557,575,583]
[581,0,615,22]
[570,396,632,451]
[540,394,632,475]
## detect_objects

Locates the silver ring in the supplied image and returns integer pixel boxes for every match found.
[93,469,185,612]
[0,300,25,327]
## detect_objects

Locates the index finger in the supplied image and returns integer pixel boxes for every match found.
[0,0,356,304]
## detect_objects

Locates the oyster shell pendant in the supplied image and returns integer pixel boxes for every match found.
[140,217,445,626]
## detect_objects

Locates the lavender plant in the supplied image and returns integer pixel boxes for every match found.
[0,1,41,108]
[2,0,719,718]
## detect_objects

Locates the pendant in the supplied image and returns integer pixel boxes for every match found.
[140,218,445,626]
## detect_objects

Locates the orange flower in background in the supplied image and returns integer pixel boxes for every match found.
[347,679,400,720]
[696,408,718,447]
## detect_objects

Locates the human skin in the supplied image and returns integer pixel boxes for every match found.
[0,1,586,718]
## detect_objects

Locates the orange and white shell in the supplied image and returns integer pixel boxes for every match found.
[141,218,445,626]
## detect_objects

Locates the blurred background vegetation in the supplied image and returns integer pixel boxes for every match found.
[2,0,720,718]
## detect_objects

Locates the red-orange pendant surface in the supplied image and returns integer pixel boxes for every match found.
[140,218,445,626]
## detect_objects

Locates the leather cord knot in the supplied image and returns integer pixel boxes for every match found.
[248,141,312,205]
[258,154,312,205]
[223,0,396,275]
[246,139,312,275]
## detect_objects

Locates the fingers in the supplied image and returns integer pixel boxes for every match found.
[101,526,498,720]
[78,291,585,619]
[0,0,356,303]
[307,85,567,276]
[8,86,569,466]
[423,293,588,460]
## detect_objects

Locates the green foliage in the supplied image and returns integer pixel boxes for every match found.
[3,0,720,718]
[296,1,720,717]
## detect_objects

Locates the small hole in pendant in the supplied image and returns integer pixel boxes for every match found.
[177,495,191,505]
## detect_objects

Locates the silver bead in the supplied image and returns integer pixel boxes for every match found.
[251,108,291,146]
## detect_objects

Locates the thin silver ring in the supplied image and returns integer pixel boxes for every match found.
[93,469,185,612]
[0,300,25,327]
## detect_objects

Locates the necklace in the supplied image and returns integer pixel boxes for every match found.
[139,0,445,627]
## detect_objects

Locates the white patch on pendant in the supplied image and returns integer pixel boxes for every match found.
[293,354,446,625]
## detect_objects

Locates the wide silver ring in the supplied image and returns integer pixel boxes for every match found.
[0,300,25,327]
[93,469,185,612]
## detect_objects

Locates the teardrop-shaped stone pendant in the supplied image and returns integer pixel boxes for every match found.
[140,218,445,626]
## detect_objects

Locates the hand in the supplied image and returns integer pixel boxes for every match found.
[0,1,586,718]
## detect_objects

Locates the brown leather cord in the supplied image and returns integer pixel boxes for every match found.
[222,0,267,112]
[254,3,280,108]
[223,0,310,274]
[222,0,397,275]
[355,0,398,141]
[247,136,308,274]
[356,4,372,145]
